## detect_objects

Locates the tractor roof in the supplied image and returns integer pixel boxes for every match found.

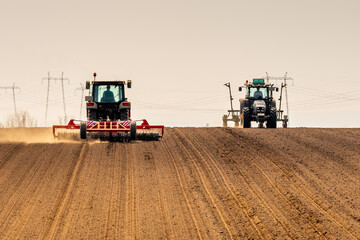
[245,82,272,87]
[243,78,274,87]
[92,80,126,85]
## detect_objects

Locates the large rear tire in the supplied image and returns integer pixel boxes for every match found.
[267,108,277,128]
[80,122,87,139]
[241,107,251,128]
[130,122,136,140]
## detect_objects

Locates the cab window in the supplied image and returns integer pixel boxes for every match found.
[93,85,123,102]
[248,87,268,99]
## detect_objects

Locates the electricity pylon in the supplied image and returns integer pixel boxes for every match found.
[264,72,294,127]
[54,72,70,123]
[0,83,20,114]
[42,72,70,126]
[42,72,57,126]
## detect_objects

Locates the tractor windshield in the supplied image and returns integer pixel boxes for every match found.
[93,84,123,103]
[249,87,268,99]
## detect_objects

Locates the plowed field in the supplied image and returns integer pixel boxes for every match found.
[0,127,359,239]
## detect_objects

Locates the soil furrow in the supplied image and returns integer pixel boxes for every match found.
[44,144,87,239]
[196,128,328,238]
[225,128,359,239]
[181,128,295,239]
[162,137,203,240]
[171,128,234,239]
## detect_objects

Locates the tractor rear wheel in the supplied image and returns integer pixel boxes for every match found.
[130,122,136,140]
[80,122,87,139]
[267,108,277,128]
[242,107,251,128]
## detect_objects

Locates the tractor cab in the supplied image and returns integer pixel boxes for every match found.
[248,86,269,100]
[244,78,274,100]
[85,74,132,121]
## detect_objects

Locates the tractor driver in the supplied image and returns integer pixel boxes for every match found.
[253,88,263,99]
[101,85,115,102]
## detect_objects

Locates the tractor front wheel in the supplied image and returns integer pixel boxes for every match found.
[241,107,251,128]
[267,108,277,128]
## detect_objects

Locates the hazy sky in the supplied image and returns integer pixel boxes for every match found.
[0,0,359,127]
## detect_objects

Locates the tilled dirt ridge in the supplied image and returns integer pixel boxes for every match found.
[0,127,359,239]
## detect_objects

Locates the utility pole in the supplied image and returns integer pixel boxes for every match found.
[263,72,293,128]
[55,72,69,123]
[75,83,85,119]
[42,72,57,126]
[0,83,20,114]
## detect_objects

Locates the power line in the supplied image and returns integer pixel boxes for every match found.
[132,100,225,111]
[54,72,70,123]
[289,87,360,108]
[265,72,293,126]
[42,72,70,125]
[0,83,20,114]
[41,72,57,126]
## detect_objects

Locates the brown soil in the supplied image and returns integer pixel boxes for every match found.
[0,127,359,239]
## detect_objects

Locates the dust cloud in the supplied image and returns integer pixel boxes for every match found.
[0,128,80,143]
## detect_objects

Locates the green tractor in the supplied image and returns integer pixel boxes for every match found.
[239,78,278,128]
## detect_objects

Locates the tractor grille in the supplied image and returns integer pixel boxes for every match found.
[256,107,265,113]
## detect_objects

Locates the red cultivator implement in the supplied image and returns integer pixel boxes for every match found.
[53,119,164,141]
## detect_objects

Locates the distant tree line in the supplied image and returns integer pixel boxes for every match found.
[4,111,37,128]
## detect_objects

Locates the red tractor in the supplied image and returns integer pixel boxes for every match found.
[53,73,164,141]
